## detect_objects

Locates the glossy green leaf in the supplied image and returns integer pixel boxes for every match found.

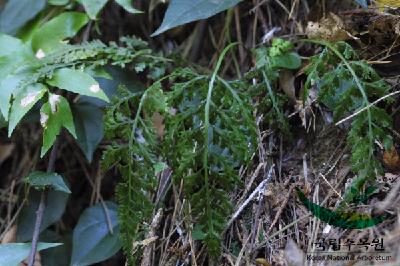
[0,242,61,266]
[8,83,46,136]
[152,0,241,36]
[71,201,121,266]
[47,68,109,102]
[17,190,69,242]
[25,171,71,193]
[78,0,108,19]
[31,12,89,53]
[40,94,76,157]
[72,102,104,162]
[0,34,24,56]
[0,0,46,34]
[115,0,142,13]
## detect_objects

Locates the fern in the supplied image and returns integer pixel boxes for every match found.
[304,41,393,207]
[162,46,257,257]
[102,84,167,264]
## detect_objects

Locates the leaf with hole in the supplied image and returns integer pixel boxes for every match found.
[8,83,46,136]
[152,0,242,36]
[25,171,71,193]
[40,94,76,157]
[71,201,121,266]
[47,68,109,102]
[31,12,89,53]
[0,242,61,266]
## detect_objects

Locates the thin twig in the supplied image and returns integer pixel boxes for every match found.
[226,165,274,229]
[27,140,59,266]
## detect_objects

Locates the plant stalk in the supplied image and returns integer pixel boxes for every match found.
[27,140,59,266]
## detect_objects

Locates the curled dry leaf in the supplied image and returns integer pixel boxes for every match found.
[383,146,400,170]
[306,13,356,41]
[279,69,296,102]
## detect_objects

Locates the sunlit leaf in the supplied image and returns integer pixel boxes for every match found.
[40,94,76,157]
[8,83,46,136]
[47,68,109,102]
[31,12,89,53]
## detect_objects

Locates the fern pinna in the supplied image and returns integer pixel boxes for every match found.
[304,41,393,207]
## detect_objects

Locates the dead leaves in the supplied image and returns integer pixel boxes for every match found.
[306,13,356,42]
[383,146,400,170]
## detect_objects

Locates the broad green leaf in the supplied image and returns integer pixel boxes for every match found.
[71,202,121,266]
[0,70,34,120]
[72,103,104,162]
[0,34,24,56]
[25,171,71,193]
[0,0,46,34]
[8,83,46,136]
[40,94,76,157]
[17,190,69,242]
[270,52,301,70]
[78,0,108,19]
[31,12,89,53]
[47,68,109,102]
[115,0,142,13]
[152,0,242,36]
[0,242,61,266]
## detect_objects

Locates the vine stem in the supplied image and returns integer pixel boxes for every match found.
[27,139,59,266]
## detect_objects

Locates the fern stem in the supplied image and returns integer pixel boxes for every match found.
[204,42,237,238]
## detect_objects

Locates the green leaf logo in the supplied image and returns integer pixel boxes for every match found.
[296,188,391,229]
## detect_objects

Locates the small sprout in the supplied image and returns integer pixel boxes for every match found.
[35,49,46,59]
[89,84,101,93]
[40,111,48,127]
[49,94,61,113]
[20,91,40,107]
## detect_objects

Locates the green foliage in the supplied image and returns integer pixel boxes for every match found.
[0,243,61,266]
[152,0,242,36]
[304,41,393,206]
[71,202,121,266]
[24,171,71,193]
[103,44,258,260]
[78,0,141,19]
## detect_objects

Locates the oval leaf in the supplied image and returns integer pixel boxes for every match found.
[40,94,76,157]
[0,242,61,266]
[17,190,69,242]
[71,202,121,266]
[72,102,104,162]
[47,68,109,102]
[78,0,108,19]
[25,171,71,193]
[0,0,46,34]
[152,0,242,36]
[8,83,46,136]
[31,12,89,53]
